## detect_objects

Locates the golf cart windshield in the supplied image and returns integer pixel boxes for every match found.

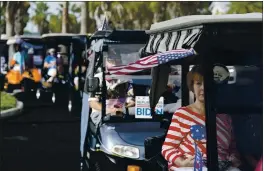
[106,44,145,67]
[103,48,194,123]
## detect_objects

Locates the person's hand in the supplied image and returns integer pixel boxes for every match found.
[174,155,195,167]
[50,61,56,67]
[107,108,122,115]
[107,108,116,114]
[125,101,135,108]
[167,83,176,89]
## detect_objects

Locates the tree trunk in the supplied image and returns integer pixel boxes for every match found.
[62,1,69,33]
[80,2,87,34]
[5,4,14,37]
[5,2,16,67]
[14,8,23,35]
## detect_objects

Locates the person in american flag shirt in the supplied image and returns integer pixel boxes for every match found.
[161,65,241,171]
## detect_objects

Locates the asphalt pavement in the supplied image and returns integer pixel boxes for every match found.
[1,92,81,171]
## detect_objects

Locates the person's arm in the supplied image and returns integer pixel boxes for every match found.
[162,111,193,167]
[89,98,102,111]
[10,54,18,67]
[43,57,50,68]
[126,97,135,108]
[245,155,258,168]
[88,97,118,114]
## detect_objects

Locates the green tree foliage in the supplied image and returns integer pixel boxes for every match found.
[2,2,30,36]
[227,2,263,14]
[49,2,80,33]
[49,14,61,33]
[69,3,81,33]
[14,2,30,35]
[7,2,213,35]
[31,2,49,34]
[81,1,212,32]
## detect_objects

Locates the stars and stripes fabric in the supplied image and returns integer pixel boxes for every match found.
[190,125,206,171]
[162,108,240,171]
[107,48,196,75]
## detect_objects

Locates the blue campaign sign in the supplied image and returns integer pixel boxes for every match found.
[135,96,164,119]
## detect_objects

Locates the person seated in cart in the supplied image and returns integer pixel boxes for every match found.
[22,48,41,83]
[162,65,241,171]
[10,41,26,74]
[6,40,26,86]
[88,72,136,125]
[43,48,57,83]
[73,51,89,90]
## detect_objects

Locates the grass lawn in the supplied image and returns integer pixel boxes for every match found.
[0,92,17,111]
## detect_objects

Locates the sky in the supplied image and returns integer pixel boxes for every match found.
[25,1,229,33]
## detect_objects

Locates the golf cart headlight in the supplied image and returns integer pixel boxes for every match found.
[229,68,234,73]
[111,145,139,159]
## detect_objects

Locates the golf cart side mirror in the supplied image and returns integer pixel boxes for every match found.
[102,44,108,52]
[84,77,99,92]
[213,64,230,84]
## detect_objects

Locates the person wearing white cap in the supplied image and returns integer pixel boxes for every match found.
[43,48,57,83]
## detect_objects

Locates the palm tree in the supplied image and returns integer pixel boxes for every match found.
[31,2,50,34]
[80,2,87,34]
[3,2,20,37]
[61,1,69,33]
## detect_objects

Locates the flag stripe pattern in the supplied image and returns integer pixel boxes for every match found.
[107,48,196,75]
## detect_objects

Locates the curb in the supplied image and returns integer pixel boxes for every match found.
[0,100,24,119]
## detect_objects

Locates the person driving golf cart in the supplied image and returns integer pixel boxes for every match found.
[162,65,241,171]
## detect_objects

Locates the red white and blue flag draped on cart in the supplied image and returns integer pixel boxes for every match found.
[107,48,196,75]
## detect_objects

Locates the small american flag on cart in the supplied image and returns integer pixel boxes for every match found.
[107,48,196,75]
[190,125,206,171]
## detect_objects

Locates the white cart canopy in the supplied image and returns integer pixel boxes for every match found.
[144,13,262,54]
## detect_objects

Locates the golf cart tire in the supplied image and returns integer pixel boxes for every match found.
[87,151,121,171]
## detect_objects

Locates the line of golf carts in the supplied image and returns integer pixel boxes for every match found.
[0,33,91,112]
[80,13,262,171]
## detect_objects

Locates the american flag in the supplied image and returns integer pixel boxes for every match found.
[98,15,109,31]
[190,125,206,171]
[107,48,196,75]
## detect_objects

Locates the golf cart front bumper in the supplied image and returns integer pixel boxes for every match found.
[91,150,162,171]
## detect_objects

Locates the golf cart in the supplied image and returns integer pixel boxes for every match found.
[134,13,262,171]
[81,29,177,171]
[5,35,43,94]
[41,33,90,111]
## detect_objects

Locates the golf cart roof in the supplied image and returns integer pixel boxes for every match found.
[90,29,149,43]
[20,35,42,39]
[147,13,262,34]
[42,33,90,38]
[144,13,262,54]
[6,35,43,46]
[42,33,91,46]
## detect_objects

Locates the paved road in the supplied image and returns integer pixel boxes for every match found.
[1,93,81,171]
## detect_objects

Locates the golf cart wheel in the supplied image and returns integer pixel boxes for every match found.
[88,152,121,171]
